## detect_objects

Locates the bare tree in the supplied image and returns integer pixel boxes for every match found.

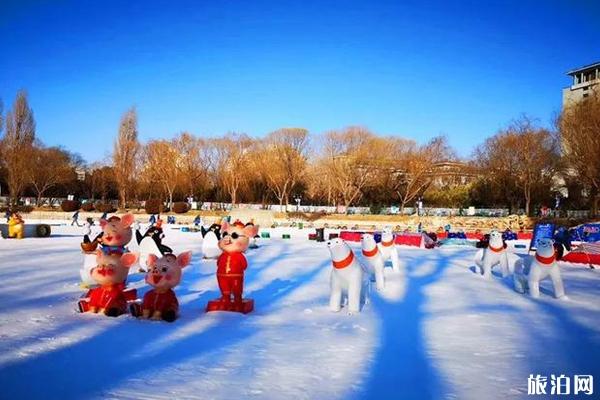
[258,128,309,208]
[173,132,208,199]
[475,116,558,216]
[140,139,183,207]
[113,107,140,208]
[1,91,35,205]
[209,133,253,205]
[28,145,74,205]
[559,89,600,216]
[392,136,453,213]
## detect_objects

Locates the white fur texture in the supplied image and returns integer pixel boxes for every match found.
[474,231,510,279]
[377,227,402,273]
[327,238,365,314]
[360,233,385,291]
[513,238,566,299]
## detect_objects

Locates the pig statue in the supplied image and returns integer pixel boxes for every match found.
[132,251,192,322]
[77,251,139,316]
[97,214,135,255]
[206,221,259,314]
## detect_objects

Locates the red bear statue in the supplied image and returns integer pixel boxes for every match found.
[206,221,259,314]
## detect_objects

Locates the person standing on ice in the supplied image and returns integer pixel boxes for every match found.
[71,210,81,226]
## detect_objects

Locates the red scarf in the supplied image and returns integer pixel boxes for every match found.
[380,239,394,247]
[489,244,504,253]
[332,252,354,269]
[362,247,378,257]
[536,252,556,265]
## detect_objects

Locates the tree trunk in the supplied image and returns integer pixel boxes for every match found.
[119,189,126,210]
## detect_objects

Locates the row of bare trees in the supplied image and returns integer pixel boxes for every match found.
[0,91,81,206]
[1,89,599,216]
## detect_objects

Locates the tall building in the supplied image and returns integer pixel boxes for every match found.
[562,61,600,106]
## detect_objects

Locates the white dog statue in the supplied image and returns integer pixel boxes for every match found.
[513,238,566,299]
[327,238,366,314]
[360,233,385,291]
[378,227,401,273]
[475,230,510,279]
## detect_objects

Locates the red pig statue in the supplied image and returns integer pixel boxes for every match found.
[78,251,139,316]
[206,220,259,314]
[131,251,192,322]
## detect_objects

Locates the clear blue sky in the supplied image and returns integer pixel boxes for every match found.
[1,0,599,162]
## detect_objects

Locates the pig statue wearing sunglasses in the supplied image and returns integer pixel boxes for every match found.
[206,220,259,313]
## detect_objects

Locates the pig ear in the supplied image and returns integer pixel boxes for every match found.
[120,252,139,268]
[100,219,108,228]
[177,251,193,268]
[245,225,259,237]
[147,253,159,267]
[221,221,229,232]
[120,214,135,227]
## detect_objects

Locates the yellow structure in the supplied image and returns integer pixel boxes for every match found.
[8,215,24,239]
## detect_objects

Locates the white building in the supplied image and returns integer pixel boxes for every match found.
[562,61,600,106]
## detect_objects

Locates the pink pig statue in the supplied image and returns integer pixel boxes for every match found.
[78,251,139,317]
[135,251,192,322]
[98,214,135,254]
[206,220,259,314]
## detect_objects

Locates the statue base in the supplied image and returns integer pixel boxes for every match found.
[206,298,254,314]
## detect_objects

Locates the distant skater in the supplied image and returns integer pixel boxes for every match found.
[71,210,81,226]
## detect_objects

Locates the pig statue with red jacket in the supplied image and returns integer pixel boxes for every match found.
[78,251,139,316]
[137,251,192,322]
[206,221,259,314]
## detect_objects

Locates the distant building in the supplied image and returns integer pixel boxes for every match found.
[562,61,600,106]
[430,161,479,188]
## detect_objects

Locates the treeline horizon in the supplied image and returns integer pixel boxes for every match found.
[0,90,599,216]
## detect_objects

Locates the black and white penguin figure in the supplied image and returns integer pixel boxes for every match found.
[201,223,223,259]
[136,221,173,271]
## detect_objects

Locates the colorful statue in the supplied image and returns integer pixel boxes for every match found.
[8,213,24,239]
[78,251,139,316]
[97,214,135,254]
[206,221,258,314]
[135,219,173,271]
[131,252,192,322]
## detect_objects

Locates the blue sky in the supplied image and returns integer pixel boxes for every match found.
[1,0,599,162]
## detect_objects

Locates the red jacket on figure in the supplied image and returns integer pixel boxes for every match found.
[142,288,179,313]
[217,251,248,276]
[87,283,127,311]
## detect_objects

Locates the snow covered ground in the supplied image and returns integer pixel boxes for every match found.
[1,222,599,400]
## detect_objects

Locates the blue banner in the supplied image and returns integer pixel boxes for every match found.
[530,222,556,251]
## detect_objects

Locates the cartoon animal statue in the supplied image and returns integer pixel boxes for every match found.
[513,238,566,299]
[77,251,139,316]
[201,223,223,259]
[132,251,192,322]
[327,237,367,314]
[206,221,259,313]
[378,227,401,272]
[245,221,260,249]
[8,213,24,239]
[97,214,135,255]
[474,230,511,279]
[360,233,385,291]
[135,220,173,271]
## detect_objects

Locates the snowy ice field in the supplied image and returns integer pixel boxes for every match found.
[1,221,599,400]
